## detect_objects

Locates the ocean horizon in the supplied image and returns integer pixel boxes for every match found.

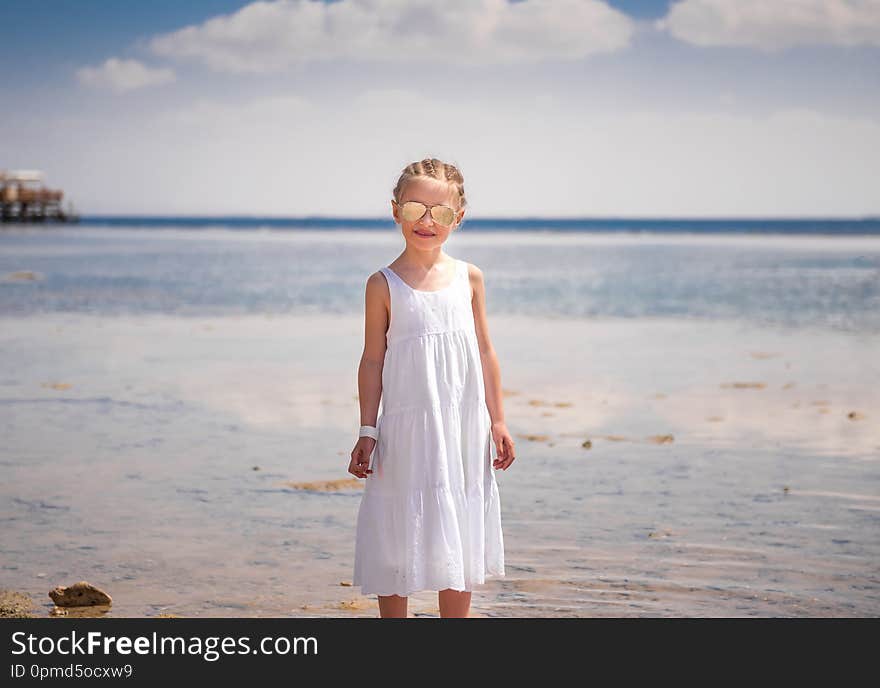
[68,215,880,236]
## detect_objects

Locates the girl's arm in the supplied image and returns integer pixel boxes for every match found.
[468,263,516,470]
[349,272,388,479]
[358,271,389,427]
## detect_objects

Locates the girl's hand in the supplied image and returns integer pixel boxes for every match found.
[491,421,516,471]
[349,437,376,479]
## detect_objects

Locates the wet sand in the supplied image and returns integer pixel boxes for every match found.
[1,312,878,617]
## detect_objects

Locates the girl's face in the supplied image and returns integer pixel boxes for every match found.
[391,177,464,249]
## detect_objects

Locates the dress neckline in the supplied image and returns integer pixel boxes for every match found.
[385,259,461,294]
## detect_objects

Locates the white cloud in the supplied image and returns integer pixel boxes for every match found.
[76,58,176,93]
[149,0,635,73]
[658,0,880,51]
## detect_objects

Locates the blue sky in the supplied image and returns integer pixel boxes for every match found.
[1,0,878,217]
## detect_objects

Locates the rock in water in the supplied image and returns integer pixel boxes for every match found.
[48,581,112,607]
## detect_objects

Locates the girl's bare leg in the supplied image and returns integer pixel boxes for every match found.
[438,589,471,618]
[378,594,408,618]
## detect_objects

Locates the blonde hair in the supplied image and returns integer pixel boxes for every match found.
[392,157,467,211]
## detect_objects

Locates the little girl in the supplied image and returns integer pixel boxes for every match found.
[349,157,516,619]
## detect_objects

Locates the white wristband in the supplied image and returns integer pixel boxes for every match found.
[359,425,378,440]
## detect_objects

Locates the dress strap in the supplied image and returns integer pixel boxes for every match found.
[379,266,397,288]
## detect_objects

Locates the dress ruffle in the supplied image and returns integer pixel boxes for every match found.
[353,401,505,597]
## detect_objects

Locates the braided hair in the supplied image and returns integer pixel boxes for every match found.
[392,157,467,211]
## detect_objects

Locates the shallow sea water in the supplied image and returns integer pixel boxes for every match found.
[1,226,878,617]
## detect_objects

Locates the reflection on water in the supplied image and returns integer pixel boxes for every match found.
[1,313,877,617]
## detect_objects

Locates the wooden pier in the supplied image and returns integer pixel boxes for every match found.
[1,170,78,223]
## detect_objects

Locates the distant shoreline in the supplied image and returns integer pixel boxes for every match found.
[74,216,880,235]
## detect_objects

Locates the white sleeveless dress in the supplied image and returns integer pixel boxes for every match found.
[353,257,506,597]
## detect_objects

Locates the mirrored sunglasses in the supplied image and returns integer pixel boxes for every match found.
[397,200,456,227]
